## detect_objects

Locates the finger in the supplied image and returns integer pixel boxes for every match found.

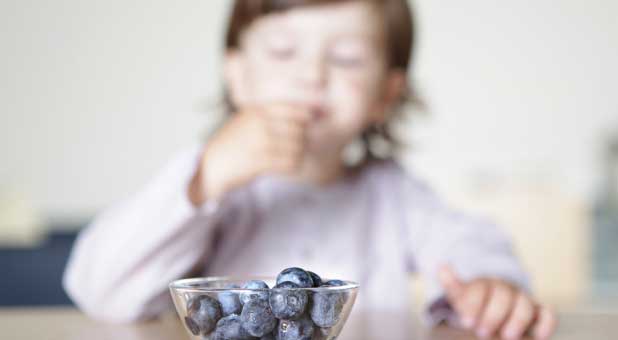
[531,305,557,339]
[265,125,305,158]
[263,104,312,124]
[500,292,535,339]
[268,155,301,175]
[261,142,304,173]
[268,142,304,164]
[500,293,535,339]
[247,111,274,143]
[438,265,465,302]
[254,153,293,176]
[457,280,490,330]
[476,282,515,338]
[266,118,306,140]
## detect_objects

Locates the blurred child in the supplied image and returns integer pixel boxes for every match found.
[64,1,556,339]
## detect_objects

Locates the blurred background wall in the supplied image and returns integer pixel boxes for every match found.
[1,0,617,308]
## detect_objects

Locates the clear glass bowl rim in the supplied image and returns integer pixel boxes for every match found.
[169,276,360,293]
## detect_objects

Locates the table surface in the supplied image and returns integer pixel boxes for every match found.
[0,307,616,340]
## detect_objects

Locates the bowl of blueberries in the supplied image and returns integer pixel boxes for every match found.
[169,267,359,340]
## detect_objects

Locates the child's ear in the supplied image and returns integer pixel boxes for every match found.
[371,69,408,124]
[224,49,249,107]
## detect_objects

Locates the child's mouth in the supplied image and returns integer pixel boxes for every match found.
[310,107,328,121]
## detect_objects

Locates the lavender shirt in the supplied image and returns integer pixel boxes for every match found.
[63,144,528,324]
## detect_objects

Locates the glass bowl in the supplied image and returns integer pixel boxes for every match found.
[169,276,359,340]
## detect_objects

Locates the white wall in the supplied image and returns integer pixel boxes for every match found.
[1,0,229,219]
[1,0,617,221]
[407,0,618,201]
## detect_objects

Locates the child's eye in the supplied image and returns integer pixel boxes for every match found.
[329,51,367,68]
[268,46,296,60]
[329,42,370,68]
[264,35,296,61]
[329,55,365,68]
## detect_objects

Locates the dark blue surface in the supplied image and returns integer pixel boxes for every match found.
[0,229,79,306]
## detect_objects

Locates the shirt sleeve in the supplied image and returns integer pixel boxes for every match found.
[401,173,530,327]
[62,144,236,323]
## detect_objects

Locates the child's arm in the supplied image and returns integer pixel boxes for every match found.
[63,104,309,323]
[402,178,556,339]
[63,146,232,323]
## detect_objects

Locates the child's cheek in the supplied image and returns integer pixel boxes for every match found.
[241,52,300,104]
[244,64,292,104]
[329,74,381,129]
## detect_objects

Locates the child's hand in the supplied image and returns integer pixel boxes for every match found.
[439,265,557,339]
[193,104,311,203]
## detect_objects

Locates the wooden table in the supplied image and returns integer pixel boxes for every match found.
[0,307,616,340]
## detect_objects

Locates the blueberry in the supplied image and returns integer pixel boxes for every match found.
[260,332,276,340]
[240,280,270,305]
[183,315,200,336]
[219,286,242,317]
[185,294,223,336]
[322,280,346,287]
[240,297,277,337]
[276,314,314,340]
[310,281,347,328]
[307,271,322,287]
[276,267,314,288]
[269,281,308,320]
[213,314,254,340]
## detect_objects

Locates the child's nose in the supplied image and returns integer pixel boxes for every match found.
[295,57,327,91]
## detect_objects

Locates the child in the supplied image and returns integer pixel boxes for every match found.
[63,1,556,339]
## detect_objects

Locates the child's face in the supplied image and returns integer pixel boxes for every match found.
[225,1,405,154]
